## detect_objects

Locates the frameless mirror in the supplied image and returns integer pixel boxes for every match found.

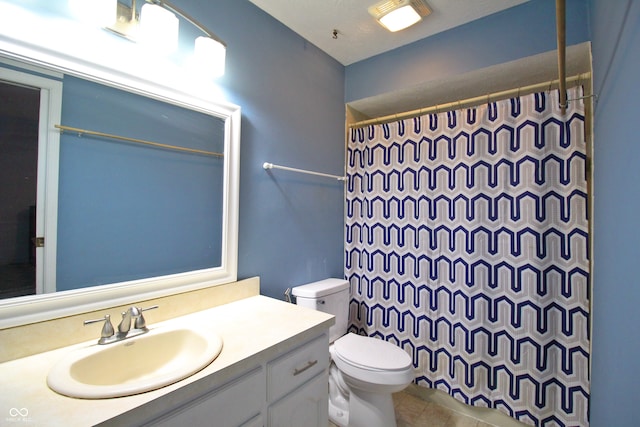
[0,2,240,328]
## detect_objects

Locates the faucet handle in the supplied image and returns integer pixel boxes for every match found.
[117,309,133,334]
[84,314,115,344]
[134,305,159,329]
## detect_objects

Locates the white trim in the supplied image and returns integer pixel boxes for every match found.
[40,76,62,295]
[0,11,241,328]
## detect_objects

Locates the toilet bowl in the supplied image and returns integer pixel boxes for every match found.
[330,333,414,427]
[292,278,414,427]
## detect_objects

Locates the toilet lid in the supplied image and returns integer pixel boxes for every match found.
[333,333,411,371]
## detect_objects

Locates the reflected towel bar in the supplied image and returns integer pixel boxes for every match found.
[263,162,345,181]
[55,124,224,157]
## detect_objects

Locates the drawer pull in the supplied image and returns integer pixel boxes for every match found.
[293,360,318,376]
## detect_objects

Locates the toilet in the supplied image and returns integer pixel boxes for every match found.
[292,278,414,427]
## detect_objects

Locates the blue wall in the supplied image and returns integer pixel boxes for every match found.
[589,1,640,425]
[177,0,346,298]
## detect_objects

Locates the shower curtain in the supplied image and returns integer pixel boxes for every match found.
[345,86,590,427]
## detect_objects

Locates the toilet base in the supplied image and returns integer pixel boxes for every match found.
[347,388,396,427]
[328,356,408,427]
[329,362,350,427]
[329,397,349,427]
[329,387,397,427]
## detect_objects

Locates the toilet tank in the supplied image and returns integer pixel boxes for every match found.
[292,278,350,343]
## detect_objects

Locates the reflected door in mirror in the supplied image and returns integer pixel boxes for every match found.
[0,81,39,298]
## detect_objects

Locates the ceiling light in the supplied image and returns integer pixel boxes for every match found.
[368,0,432,32]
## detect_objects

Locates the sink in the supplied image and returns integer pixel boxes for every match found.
[47,325,223,399]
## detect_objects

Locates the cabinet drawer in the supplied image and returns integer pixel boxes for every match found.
[267,333,329,403]
[149,367,264,427]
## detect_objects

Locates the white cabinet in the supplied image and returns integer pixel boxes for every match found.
[146,367,264,427]
[138,332,330,427]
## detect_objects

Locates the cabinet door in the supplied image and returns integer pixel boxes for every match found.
[268,372,328,427]
[149,368,264,427]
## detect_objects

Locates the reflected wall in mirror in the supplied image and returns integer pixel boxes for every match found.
[57,75,225,292]
[0,1,240,328]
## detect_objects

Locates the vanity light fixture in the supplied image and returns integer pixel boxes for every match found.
[139,2,179,53]
[368,0,432,32]
[194,36,226,78]
[70,0,226,77]
[68,0,118,27]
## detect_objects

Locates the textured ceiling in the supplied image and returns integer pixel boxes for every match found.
[248,0,530,65]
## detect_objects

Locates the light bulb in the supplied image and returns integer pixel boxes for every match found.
[194,36,226,78]
[140,3,179,54]
[68,0,117,27]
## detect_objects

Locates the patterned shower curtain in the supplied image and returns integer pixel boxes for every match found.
[345,86,590,427]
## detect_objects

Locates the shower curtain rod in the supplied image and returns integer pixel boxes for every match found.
[55,124,224,157]
[350,73,591,128]
[556,0,567,113]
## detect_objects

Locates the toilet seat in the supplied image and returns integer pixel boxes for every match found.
[331,333,414,391]
[333,333,412,372]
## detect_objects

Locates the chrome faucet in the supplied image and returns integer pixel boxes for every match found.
[118,306,141,334]
[84,305,158,345]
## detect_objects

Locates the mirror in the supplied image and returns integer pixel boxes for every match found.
[0,2,240,328]
[56,75,226,291]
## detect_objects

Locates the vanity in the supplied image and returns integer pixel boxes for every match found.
[0,294,334,426]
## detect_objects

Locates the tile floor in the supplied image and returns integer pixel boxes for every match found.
[329,384,527,427]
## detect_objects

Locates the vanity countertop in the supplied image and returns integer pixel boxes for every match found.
[0,295,334,426]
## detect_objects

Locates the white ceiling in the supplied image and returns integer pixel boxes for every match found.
[248,0,530,65]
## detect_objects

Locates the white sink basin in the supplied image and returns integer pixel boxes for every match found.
[47,325,223,399]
